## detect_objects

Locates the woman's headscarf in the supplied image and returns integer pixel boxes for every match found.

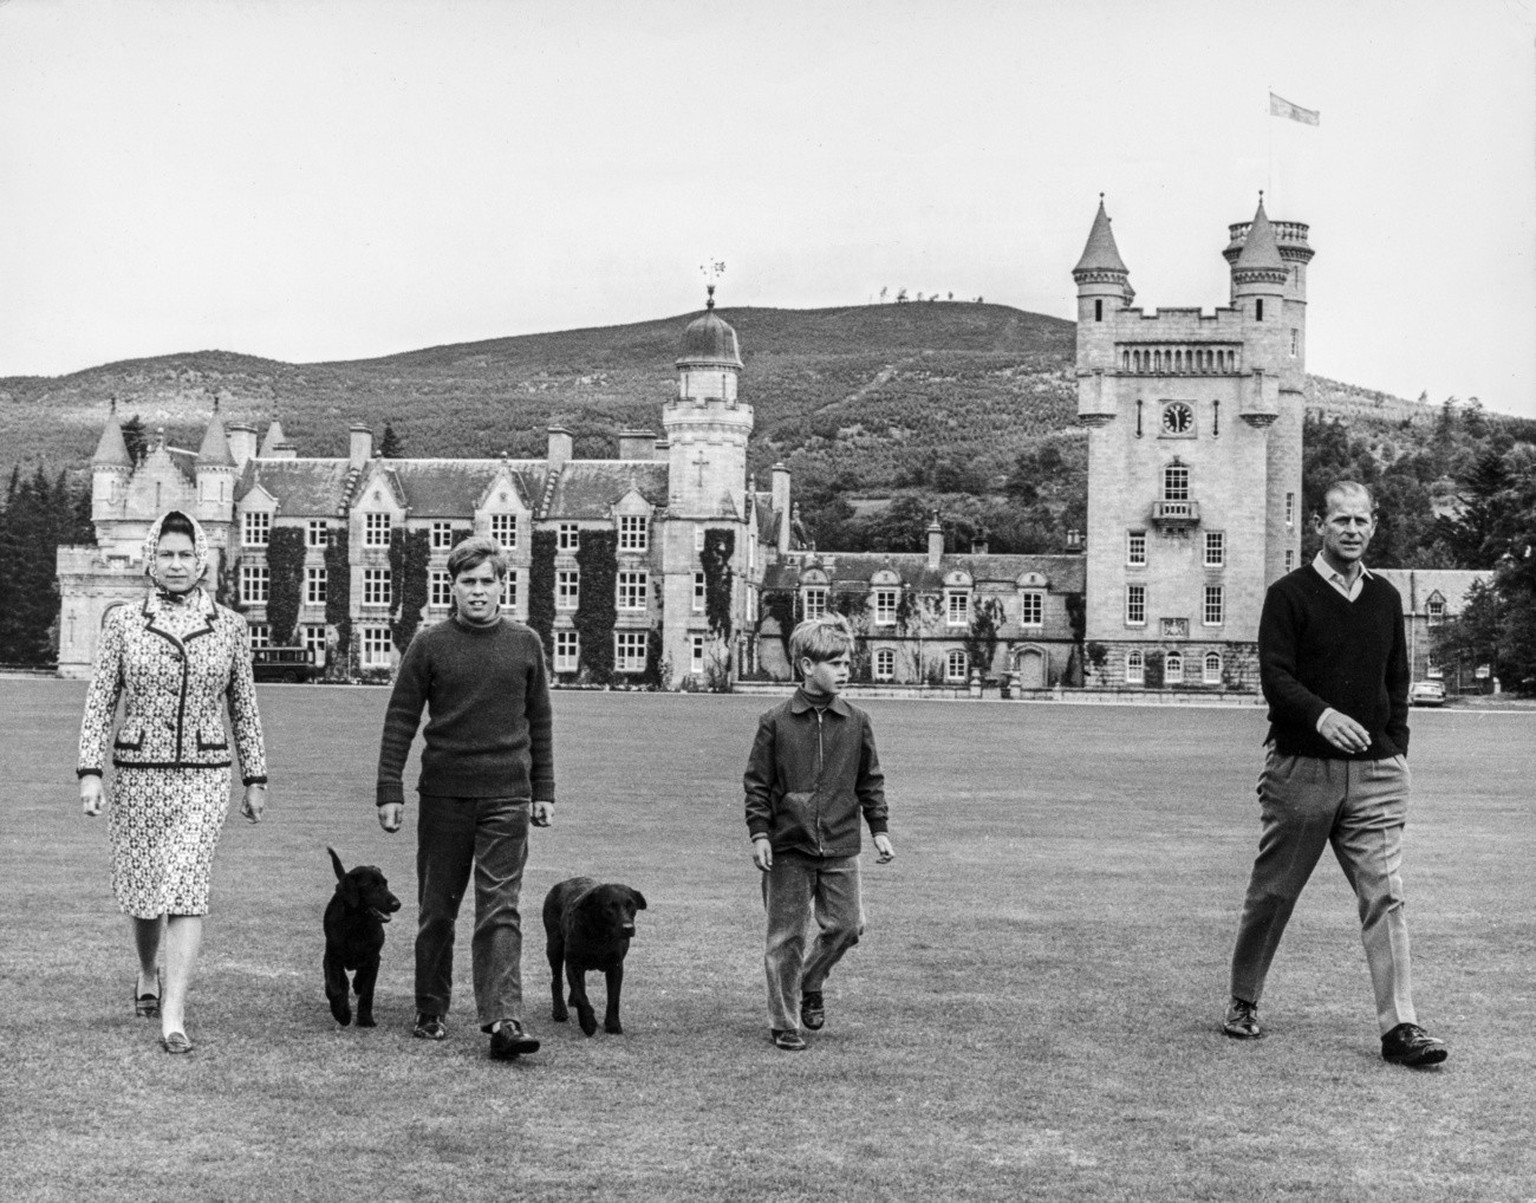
[142,509,211,595]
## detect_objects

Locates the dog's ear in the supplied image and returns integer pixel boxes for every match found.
[628,888,647,911]
[328,846,346,884]
[340,870,362,909]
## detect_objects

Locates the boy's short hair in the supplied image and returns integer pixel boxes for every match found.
[790,615,854,670]
[446,536,507,581]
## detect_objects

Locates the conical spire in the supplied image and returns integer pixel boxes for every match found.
[92,399,133,467]
[1072,195,1129,276]
[197,398,236,467]
[1235,195,1285,272]
[259,416,287,457]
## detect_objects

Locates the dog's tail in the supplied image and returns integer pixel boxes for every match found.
[327,846,346,884]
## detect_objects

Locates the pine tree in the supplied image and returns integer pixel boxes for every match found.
[379,421,405,458]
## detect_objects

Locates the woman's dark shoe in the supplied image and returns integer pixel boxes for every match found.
[134,972,162,1019]
[160,1031,193,1055]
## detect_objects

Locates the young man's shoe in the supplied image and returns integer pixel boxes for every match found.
[1381,1023,1448,1067]
[413,1013,447,1041]
[771,1028,807,1052]
[800,991,825,1031]
[489,1021,541,1060]
[1222,996,1261,1039]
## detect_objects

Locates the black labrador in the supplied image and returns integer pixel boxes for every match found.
[323,847,401,1027]
[543,877,647,1036]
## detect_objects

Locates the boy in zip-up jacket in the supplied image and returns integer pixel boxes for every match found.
[744,616,894,1051]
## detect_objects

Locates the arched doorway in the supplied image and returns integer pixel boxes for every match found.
[1014,646,1046,689]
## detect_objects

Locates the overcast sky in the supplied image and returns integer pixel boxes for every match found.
[2,0,1533,418]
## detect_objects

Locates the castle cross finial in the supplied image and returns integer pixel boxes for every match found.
[700,259,726,309]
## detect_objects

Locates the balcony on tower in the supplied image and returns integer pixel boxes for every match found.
[1150,458,1200,529]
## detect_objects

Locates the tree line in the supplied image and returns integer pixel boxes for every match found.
[0,467,94,664]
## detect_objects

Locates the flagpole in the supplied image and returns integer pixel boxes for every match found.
[1267,86,1274,202]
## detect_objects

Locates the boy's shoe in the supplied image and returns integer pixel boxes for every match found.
[1381,1023,1447,1067]
[1222,996,1261,1039]
[771,1029,807,1052]
[489,1021,541,1060]
[413,1013,447,1041]
[800,991,825,1031]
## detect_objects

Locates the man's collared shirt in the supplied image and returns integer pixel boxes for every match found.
[1312,551,1373,602]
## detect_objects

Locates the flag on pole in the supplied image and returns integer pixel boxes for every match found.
[1269,92,1319,126]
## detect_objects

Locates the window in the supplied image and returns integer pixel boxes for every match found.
[554,631,579,672]
[490,513,517,550]
[1285,549,1295,571]
[302,625,327,659]
[557,570,580,610]
[1290,328,1299,357]
[1163,463,1189,501]
[946,590,970,627]
[364,512,391,548]
[1285,492,1295,528]
[430,569,452,609]
[558,523,580,552]
[505,569,519,610]
[693,571,706,613]
[1427,597,1445,627]
[1204,531,1225,568]
[242,511,270,547]
[694,527,706,552]
[307,520,330,548]
[1094,298,1103,322]
[247,623,271,650]
[306,566,327,605]
[1127,531,1147,566]
[1165,652,1184,685]
[363,569,391,608]
[874,589,899,625]
[691,634,706,674]
[431,522,454,550]
[614,631,648,673]
[1204,585,1225,626]
[241,564,269,605]
[803,588,827,620]
[1126,583,1146,626]
[616,571,648,611]
[618,515,648,552]
[1255,298,1264,321]
[1203,651,1223,685]
[1126,649,1145,685]
[362,626,392,666]
[1019,591,1043,626]
[874,648,895,681]
[945,649,969,682]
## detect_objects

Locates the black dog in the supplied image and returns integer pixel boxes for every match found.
[323,847,401,1028]
[543,877,647,1036]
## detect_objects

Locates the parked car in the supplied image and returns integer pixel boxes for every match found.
[1409,680,1446,707]
[251,646,323,683]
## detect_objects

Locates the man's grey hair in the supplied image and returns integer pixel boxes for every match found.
[1320,479,1375,515]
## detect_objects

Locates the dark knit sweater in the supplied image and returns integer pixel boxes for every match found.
[1259,566,1410,760]
[376,615,554,806]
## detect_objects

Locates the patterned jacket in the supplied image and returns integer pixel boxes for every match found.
[78,591,268,784]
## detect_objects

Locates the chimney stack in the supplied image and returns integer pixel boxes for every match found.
[771,463,791,554]
[618,429,655,460]
[547,425,573,471]
[927,511,945,569]
[349,423,373,470]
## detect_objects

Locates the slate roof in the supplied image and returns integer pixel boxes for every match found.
[1072,197,1129,275]
[763,552,1084,593]
[1234,199,1285,272]
[1373,569,1488,617]
[384,459,544,517]
[93,409,132,467]
[237,458,355,515]
[197,411,235,467]
[546,460,670,519]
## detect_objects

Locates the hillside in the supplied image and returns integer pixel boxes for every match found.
[0,302,1438,502]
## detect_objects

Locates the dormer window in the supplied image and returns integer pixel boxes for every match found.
[490,513,518,550]
[619,514,649,552]
[364,512,391,548]
[242,511,270,547]
[1427,596,1445,627]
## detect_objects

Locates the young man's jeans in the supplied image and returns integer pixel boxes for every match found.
[415,795,530,1031]
[762,850,865,1032]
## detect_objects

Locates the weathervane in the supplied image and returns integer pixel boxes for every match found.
[700,259,726,309]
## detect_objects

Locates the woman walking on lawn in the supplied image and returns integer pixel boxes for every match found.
[77,510,268,1054]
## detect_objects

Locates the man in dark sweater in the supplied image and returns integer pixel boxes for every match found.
[1224,481,1446,1067]
[376,537,554,1061]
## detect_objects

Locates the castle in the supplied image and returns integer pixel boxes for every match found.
[57,199,1319,692]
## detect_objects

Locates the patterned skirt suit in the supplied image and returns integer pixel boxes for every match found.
[78,587,268,919]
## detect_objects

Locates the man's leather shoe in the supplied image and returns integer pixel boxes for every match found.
[413,1013,447,1041]
[489,1022,540,1060]
[1223,996,1261,1039]
[771,1028,807,1051]
[1381,1022,1447,1067]
[800,991,825,1031]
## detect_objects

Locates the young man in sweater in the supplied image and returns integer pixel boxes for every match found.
[1224,480,1447,1067]
[376,537,554,1061]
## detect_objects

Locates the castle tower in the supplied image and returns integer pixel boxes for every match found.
[660,287,753,686]
[195,399,238,524]
[1076,198,1312,691]
[90,400,134,537]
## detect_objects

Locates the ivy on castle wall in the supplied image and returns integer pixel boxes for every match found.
[324,526,351,678]
[574,529,617,684]
[700,528,735,640]
[217,553,246,615]
[832,589,872,682]
[527,529,557,665]
[389,527,431,651]
[963,596,1006,680]
[760,590,798,659]
[641,622,665,690]
[265,526,307,646]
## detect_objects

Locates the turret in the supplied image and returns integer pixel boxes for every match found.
[664,287,752,518]
[1229,197,1289,426]
[195,399,238,525]
[91,400,134,528]
[1073,196,1133,424]
[260,416,288,457]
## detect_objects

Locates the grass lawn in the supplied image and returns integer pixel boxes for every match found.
[1,680,1532,1202]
